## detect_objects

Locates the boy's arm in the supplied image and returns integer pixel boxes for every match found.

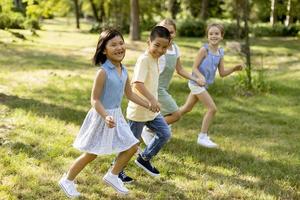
[125,78,155,112]
[218,58,243,77]
[133,82,160,112]
[191,47,207,86]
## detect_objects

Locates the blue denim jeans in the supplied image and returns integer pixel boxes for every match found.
[128,114,171,160]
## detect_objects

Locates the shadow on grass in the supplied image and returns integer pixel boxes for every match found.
[0,93,86,125]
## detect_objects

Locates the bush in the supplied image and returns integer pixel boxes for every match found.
[0,12,25,29]
[23,18,40,29]
[177,19,206,37]
[252,23,300,37]
[90,21,129,34]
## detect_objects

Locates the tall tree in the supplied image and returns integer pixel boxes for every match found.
[73,0,80,29]
[88,0,99,22]
[200,0,208,20]
[243,0,252,89]
[284,0,291,26]
[130,0,140,40]
[270,0,277,26]
[168,0,181,20]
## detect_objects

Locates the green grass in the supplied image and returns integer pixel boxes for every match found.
[1,18,300,200]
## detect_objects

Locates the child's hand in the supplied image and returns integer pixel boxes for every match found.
[195,77,206,87]
[105,115,115,128]
[149,99,160,113]
[234,64,243,71]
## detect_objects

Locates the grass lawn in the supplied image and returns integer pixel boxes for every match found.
[0,18,300,200]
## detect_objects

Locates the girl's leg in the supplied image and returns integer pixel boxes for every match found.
[195,91,217,133]
[179,92,198,116]
[111,144,139,175]
[66,153,97,181]
[164,110,181,125]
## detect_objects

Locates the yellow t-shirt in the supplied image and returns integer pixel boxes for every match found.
[126,51,160,122]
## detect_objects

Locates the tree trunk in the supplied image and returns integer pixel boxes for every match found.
[130,0,140,41]
[99,1,105,23]
[284,0,291,27]
[88,0,99,22]
[73,0,80,29]
[270,0,277,27]
[243,0,252,89]
[200,0,208,20]
[168,0,181,20]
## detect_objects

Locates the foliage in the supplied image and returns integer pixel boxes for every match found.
[0,12,25,29]
[177,18,206,37]
[252,23,300,37]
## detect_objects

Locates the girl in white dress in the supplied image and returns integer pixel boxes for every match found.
[58,29,152,198]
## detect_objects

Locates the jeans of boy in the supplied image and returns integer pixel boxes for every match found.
[128,114,171,161]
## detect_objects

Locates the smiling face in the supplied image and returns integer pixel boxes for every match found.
[148,37,170,58]
[207,26,223,46]
[162,24,176,42]
[103,35,125,65]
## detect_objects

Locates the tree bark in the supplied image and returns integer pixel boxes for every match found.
[284,0,291,26]
[200,0,208,20]
[88,0,99,22]
[73,0,80,29]
[130,0,140,41]
[243,0,252,89]
[270,0,277,26]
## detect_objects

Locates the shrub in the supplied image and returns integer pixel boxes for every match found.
[0,12,25,29]
[177,19,206,37]
[252,23,300,37]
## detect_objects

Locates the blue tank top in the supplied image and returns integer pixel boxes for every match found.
[189,44,224,87]
[100,59,128,109]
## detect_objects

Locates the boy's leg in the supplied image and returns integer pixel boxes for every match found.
[143,114,171,160]
[117,120,145,183]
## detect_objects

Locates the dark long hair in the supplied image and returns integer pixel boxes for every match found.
[93,29,124,65]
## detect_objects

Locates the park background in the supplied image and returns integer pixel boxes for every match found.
[0,0,300,199]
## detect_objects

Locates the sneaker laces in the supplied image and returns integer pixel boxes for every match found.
[119,171,126,179]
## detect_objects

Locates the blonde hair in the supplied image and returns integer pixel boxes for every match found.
[158,18,176,31]
[206,23,224,37]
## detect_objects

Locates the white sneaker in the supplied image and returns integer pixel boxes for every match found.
[103,171,129,195]
[58,174,81,198]
[141,127,155,145]
[197,133,218,148]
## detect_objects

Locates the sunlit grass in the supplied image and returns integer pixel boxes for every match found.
[0,18,300,199]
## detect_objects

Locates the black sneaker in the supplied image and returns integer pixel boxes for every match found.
[134,154,160,177]
[118,170,134,183]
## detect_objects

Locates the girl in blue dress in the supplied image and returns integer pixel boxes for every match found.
[183,23,243,148]
[58,29,152,198]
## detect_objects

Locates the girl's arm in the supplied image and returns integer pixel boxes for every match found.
[218,58,243,77]
[175,57,205,86]
[91,69,115,128]
[133,82,160,112]
[191,47,207,86]
[124,78,151,110]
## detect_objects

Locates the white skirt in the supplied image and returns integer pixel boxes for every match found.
[73,107,139,155]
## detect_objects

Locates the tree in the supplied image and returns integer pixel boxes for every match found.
[130,0,140,40]
[88,0,99,22]
[200,0,208,20]
[168,0,181,20]
[243,0,252,89]
[270,0,277,26]
[73,0,80,29]
[284,0,291,26]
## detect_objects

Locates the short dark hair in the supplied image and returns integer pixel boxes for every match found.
[150,26,171,42]
[93,29,124,65]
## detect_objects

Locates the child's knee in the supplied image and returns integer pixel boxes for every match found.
[131,144,139,153]
[209,105,217,114]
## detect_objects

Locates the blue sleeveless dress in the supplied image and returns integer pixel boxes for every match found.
[73,60,139,155]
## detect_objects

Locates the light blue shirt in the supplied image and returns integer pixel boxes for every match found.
[100,59,128,109]
[190,43,224,87]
